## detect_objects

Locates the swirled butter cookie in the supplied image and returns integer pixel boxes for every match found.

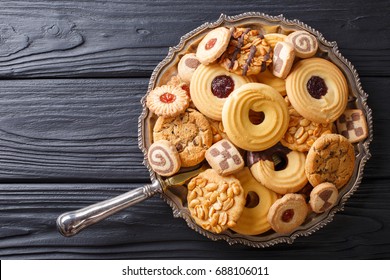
[231,168,278,235]
[264,33,287,49]
[257,69,286,96]
[190,64,252,120]
[286,58,348,124]
[247,143,308,194]
[222,83,289,151]
[187,169,245,234]
[153,109,213,167]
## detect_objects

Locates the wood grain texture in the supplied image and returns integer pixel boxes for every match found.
[0,0,389,260]
[0,0,388,78]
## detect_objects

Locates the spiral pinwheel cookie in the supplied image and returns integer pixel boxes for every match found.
[187,169,245,234]
[305,134,355,189]
[264,33,287,49]
[178,53,201,84]
[286,31,318,58]
[267,193,308,234]
[222,83,289,151]
[147,140,181,177]
[146,84,190,117]
[231,168,278,235]
[247,143,308,194]
[196,27,231,65]
[257,69,286,96]
[190,64,252,120]
[153,108,213,167]
[219,27,273,76]
[286,58,348,124]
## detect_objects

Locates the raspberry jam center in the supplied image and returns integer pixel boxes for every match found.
[281,209,295,223]
[307,76,328,99]
[205,38,217,50]
[211,75,235,98]
[159,92,176,103]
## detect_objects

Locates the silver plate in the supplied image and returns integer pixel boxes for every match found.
[138,12,373,248]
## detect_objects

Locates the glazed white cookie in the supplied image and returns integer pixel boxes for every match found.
[196,27,231,65]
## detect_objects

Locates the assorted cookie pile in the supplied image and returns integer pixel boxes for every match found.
[145,25,368,235]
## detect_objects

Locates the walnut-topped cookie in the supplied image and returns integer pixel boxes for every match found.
[153,108,213,167]
[187,169,245,233]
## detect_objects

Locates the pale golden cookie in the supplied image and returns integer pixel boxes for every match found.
[205,139,244,176]
[336,109,368,143]
[190,64,252,120]
[231,168,278,235]
[280,96,333,152]
[222,83,289,151]
[248,143,308,195]
[286,58,348,123]
[305,134,355,189]
[272,41,295,79]
[196,27,231,65]
[148,140,181,177]
[178,53,201,83]
[257,69,286,96]
[220,27,272,76]
[146,84,190,117]
[187,169,245,234]
[264,33,287,49]
[309,182,339,213]
[153,109,213,167]
[206,117,229,143]
[286,31,318,58]
[267,193,308,234]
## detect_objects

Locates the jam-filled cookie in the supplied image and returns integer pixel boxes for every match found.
[146,84,190,117]
[267,193,308,234]
[286,58,348,124]
[222,83,289,151]
[196,27,231,65]
[247,143,308,194]
[153,108,213,167]
[305,134,355,188]
[187,169,245,234]
[148,140,181,177]
[190,64,252,120]
[219,27,273,76]
[286,31,318,58]
[231,168,279,235]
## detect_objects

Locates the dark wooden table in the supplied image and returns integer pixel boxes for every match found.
[0,0,389,259]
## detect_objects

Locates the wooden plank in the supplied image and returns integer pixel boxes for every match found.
[0,178,389,259]
[0,0,388,78]
[0,78,150,182]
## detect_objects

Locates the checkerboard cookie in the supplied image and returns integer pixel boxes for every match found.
[272,41,295,79]
[309,182,338,213]
[336,109,368,143]
[205,139,244,176]
[187,169,245,233]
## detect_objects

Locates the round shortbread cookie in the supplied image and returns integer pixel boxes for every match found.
[222,83,289,151]
[286,58,348,124]
[153,108,213,167]
[231,168,278,235]
[309,182,339,213]
[267,193,308,234]
[257,69,286,96]
[264,33,287,49]
[196,27,231,65]
[147,140,181,177]
[305,134,355,188]
[187,169,245,234]
[190,64,252,121]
